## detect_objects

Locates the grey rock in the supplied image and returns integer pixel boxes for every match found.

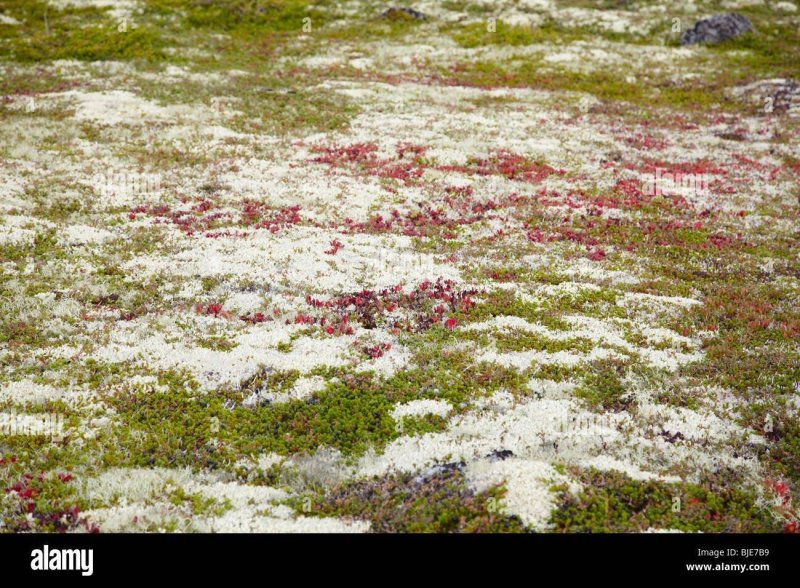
[680,13,753,45]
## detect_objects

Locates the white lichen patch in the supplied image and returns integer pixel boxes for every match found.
[0,380,87,406]
[391,399,453,421]
[122,226,461,294]
[0,14,21,25]
[81,467,369,533]
[92,317,353,389]
[467,311,702,373]
[47,0,139,22]
[50,89,243,141]
[466,458,570,530]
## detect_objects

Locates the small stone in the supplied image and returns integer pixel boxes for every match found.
[381,7,426,21]
[680,13,753,45]
[486,449,515,462]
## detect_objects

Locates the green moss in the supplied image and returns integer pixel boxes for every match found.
[493,329,594,353]
[551,468,779,533]
[1,1,165,62]
[708,18,800,80]
[144,0,332,33]
[396,339,529,406]
[440,55,733,112]
[534,364,582,383]
[0,318,42,348]
[771,419,800,485]
[28,186,93,223]
[0,228,66,264]
[228,86,358,135]
[169,486,232,516]
[647,373,701,410]
[133,67,359,136]
[240,367,301,396]
[468,286,623,329]
[316,13,428,44]
[575,358,632,412]
[468,289,568,330]
[450,19,625,48]
[677,282,800,396]
[196,334,238,351]
[100,369,399,464]
[233,458,283,486]
[114,139,215,169]
[399,413,449,436]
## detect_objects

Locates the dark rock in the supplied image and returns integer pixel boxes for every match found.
[486,449,514,462]
[381,6,426,21]
[660,430,686,444]
[680,13,753,45]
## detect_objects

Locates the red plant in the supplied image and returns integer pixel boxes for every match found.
[440,150,565,184]
[293,313,316,325]
[242,202,303,233]
[363,342,392,359]
[4,471,97,533]
[240,312,268,324]
[196,303,229,319]
[622,132,669,151]
[325,239,344,255]
[310,142,429,184]
[396,143,428,159]
[302,279,478,335]
[444,185,474,197]
[310,142,379,165]
[765,479,797,532]
[128,198,230,236]
[588,248,606,262]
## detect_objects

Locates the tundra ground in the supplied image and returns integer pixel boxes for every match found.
[0,0,798,533]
